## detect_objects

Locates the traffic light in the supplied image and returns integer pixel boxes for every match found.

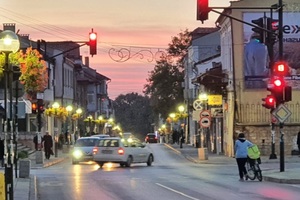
[267,77,285,103]
[284,86,292,102]
[32,102,37,114]
[37,99,44,114]
[266,18,279,45]
[197,0,210,23]
[251,17,264,43]
[262,95,276,109]
[273,61,289,76]
[89,30,97,56]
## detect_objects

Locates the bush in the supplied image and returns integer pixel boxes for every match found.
[18,150,29,159]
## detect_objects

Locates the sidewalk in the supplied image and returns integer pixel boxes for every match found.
[14,150,69,200]
[164,143,300,184]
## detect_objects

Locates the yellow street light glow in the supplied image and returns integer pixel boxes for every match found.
[52,102,60,109]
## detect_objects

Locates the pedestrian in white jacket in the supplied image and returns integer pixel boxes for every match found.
[235,133,253,181]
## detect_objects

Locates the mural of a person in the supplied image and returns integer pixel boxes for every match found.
[244,32,269,89]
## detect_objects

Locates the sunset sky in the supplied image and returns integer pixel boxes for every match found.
[0,0,231,99]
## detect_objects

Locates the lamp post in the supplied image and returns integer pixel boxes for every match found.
[75,108,82,139]
[87,115,93,136]
[178,105,185,148]
[97,115,104,134]
[0,30,20,200]
[52,102,60,157]
[169,113,176,144]
[65,105,73,145]
[199,93,209,148]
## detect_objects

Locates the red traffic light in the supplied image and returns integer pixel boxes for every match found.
[89,30,97,56]
[197,0,210,23]
[262,95,276,109]
[273,61,289,76]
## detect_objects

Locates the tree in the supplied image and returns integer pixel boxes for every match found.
[113,93,154,139]
[0,47,48,100]
[144,29,191,119]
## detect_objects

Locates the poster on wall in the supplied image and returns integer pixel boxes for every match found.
[243,12,300,89]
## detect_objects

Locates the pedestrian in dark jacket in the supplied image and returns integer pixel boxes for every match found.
[235,133,253,181]
[43,132,53,159]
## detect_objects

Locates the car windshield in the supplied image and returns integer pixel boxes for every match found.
[98,139,120,147]
[147,134,156,138]
[75,139,99,147]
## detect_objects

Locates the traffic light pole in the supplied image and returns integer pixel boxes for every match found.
[270,121,277,159]
[278,0,285,172]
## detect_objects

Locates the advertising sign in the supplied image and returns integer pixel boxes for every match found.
[243,12,300,90]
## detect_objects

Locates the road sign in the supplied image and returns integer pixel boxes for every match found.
[272,104,292,123]
[193,99,203,110]
[199,117,211,128]
[200,110,211,118]
[208,95,222,106]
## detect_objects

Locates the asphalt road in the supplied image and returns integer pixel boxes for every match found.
[32,143,300,200]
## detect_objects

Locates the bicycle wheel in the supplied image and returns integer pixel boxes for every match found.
[246,161,256,180]
[255,164,263,181]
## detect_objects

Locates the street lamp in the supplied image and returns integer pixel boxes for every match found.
[0,30,20,200]
[65,105,73,145]
[87,115,93,135]
[51,102,60,157]
[75,108,82,138]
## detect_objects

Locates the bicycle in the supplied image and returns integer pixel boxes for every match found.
[246,157,263,181]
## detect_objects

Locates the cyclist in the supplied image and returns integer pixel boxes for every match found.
[235,133,253,181]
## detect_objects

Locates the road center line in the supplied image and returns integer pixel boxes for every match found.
[155,183,200,200]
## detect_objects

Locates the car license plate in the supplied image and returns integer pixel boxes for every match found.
[102,150,113,154]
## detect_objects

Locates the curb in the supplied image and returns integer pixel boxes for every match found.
[263,176,300,184]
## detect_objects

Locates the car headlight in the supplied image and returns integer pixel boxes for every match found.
[73,150,83,159]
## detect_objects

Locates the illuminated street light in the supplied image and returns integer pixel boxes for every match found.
[0,29,20,200]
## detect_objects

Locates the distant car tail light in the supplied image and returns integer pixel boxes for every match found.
[118,148,124,155]
[93,147,98,155]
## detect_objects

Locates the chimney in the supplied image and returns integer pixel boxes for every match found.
[85,56,89,67]
[3,23,16,32]
[19,34,30,40]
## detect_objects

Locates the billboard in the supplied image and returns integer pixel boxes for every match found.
[243,12,300,89]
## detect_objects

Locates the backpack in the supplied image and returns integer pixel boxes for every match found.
[248,144,260,159]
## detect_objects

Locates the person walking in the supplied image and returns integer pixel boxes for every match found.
[297,131,300,156]
[43,132,53,159]
[235,133,253,181]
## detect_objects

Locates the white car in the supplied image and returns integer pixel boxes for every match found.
[93,137,154,168]
[72,137,100,164]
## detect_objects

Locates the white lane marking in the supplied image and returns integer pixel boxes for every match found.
[156,183,200,200]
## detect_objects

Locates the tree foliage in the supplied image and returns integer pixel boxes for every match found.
[144,29,191,119]
[113,93,154,139]
[0,47,48,99]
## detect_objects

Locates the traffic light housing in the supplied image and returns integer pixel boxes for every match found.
[262,95,276,109]
[251,17,264,43]
[32,102,37,114]
[89,30,97,56]
[266,18,278,45]
[267,77,285,104]
[197,0,210,23]
[273,61,289,76]
[37,99,44,114]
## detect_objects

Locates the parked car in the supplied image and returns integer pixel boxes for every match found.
[145,133,158,143]
[93,137,154,168]
[72,137,100,165]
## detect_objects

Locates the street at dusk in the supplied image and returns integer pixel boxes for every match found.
[1,0,300,200]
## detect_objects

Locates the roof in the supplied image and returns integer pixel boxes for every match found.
[190,27,220,40]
